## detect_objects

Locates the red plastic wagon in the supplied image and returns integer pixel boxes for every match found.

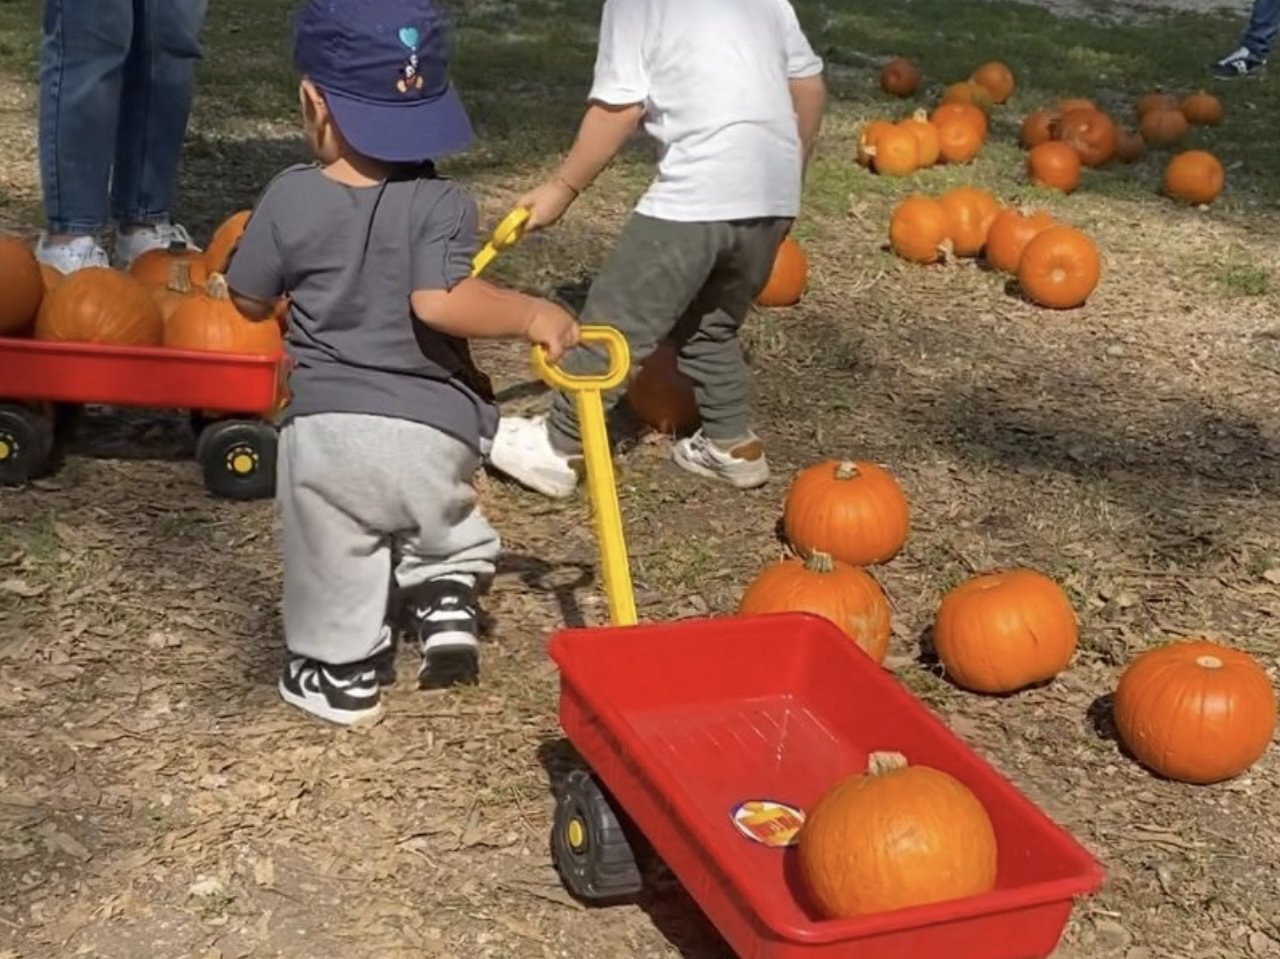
[532,331,1106,959]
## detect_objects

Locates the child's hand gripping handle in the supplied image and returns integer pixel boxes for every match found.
[530,326,637,627]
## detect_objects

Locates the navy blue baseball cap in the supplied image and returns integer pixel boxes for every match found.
[293,0,474,163]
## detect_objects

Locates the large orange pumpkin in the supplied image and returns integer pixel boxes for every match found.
[0,235,44,336]
[1017,226,1101,309]
[1113,639,1276,785]
[1114,127,1146,163]
[867,125,920,177]
[933,569,1078,694]
[1020,110,1059,149]
[1136,92,1179,119]
[1163,150,1225,205]
[204,209,252,274]
[1055,108,1117,167]
[756,237,808,307]
[623,343,699,434]
[1026,141,1081,193]
[984,208,1055,274]
[1180,91,1223,126]
[900,110,941,168]
[163,273,284,355]
[939,186,1001,258]
[782,459,910,567]
[970,61,1015,104]
[930,101,989,140]
[738,552,892,664]
[880,58,921,98]
[129,241,209,289]
[796,751,999,919]
[889,195,952,264]
[35,268,163,346]
[857,120,895,167]
[1140,108,1189,147]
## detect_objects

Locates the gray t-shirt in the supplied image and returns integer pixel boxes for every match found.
[225,163,498,453]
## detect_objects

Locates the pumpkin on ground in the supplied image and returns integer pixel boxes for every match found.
[35,267,163,346]
[1057,97,1097,114]
[934,117,984,165]
[796,751,999,919]
[0,235,45,336]
[930,101,989,140]
[623,343,699,434]
[1114,127,1146,163]
[880,58,921,98]
[782,459,910,567]
[756,236,808,307]
[163,273,284,355]
[1113,639,1276,785]
[1026,141,1081,193]
[900,111,941,168]
[1140,108,1189,147]
[204,209,252,274]
[942,81,994,113]
[933,569,1078,693]
[129,241,209,289]
[1056,108,1117,167]
[1163,150,1225,205]
[970,61,1015,104]
[1017,226,1101,309]
[857,120,894,167]
[984,208,1055,274]
[738,552,892,664]
[1020,110,1059,149]
[939,186,1001,258]
[889,195,952,264]
[1180,91,1223,126]
[1136,92,1179,118]
[866,125,920,177]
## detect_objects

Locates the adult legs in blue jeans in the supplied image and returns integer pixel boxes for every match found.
[1211,0,1278,76]
[37,0,208,271]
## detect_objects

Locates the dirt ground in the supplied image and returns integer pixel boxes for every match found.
[2,0,1280,957]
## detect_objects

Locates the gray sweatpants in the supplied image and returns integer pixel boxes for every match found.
[546,213,793,452]
[277,413,500,666]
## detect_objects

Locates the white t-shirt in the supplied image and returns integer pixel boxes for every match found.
[589,0,824,223]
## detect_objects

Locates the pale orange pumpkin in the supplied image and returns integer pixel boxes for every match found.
[857,120,895,167]
[1057,97,1097,114]
[1113,639,1276,784]
[0,235,44,336]
[1135,92,1179,119]
[939,186,1001,258]
[1163,150,1225,205]
[970,61,1015,104]
[1020,109,1059,149]
[1026,141,1081,193]
[942,81,994,114]
[623,343,699,434]
[880,58,921,98]
[756,236,808,307]
[796,751,998,919]
[39,264,64,293]
[889,195,952,264]
[35,267,163,346]
[866,125,920,177]
[738,552,892,664]
[1141,108,1189,147]
[1180,91,1223,126]
[204,209,252,274]
[900,110,941,168]
[782,459,910,567]
[1017,226,1101,309]
[984,208,1055,274]
[933,569,1078,693]
[1055,108,1117,167]
[930,101,989,140]
[163,273,284,355]
[1114,127,1146,163]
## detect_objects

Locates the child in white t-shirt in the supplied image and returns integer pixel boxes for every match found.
[488,0,826,499]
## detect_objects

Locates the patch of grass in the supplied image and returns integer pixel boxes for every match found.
[1214,255,1271,297]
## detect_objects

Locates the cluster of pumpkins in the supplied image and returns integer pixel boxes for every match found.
[0,210,283,357]
[724,458,1277,920]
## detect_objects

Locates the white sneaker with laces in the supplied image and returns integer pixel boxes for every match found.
[672,429,770,489]
[487,414,581,499]
[35,234,110,274]
[113,221,201,269]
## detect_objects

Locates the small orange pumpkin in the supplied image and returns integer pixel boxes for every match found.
[1163,150,1225,205]
[163,273,284,355]
[866,125,920,177]
[889,195,952,264]
[1026,141,1081,193]
[129,241,209,289]
[40,264,64,293]
[1180,91,1223,126]
[933,569,1079,693]
[1114,127,1146,163]
[1113,639,1276,785]
[1056,108,1117,167]
[782,459,910,567]
[930,101,989,140]
[939,186,1001,258]
[1136,92,1179,119]
[756,236,808,307]
[623,343,699,434]
[204,209,252,274]
[0,235,44,336]
[1017,226,1101,309]
[900,110,941,168]
[970,61,1015,104]
[1057,97,1097,114]
[934,118,984,165]
[857,120,895,167]
[1140,108,1189,147]
[796,751,998,919]
[35,268,163,346]
[880,58,921,98]
[984,208,1055,274]
[1020,109,1059,149]
[738,552,892,664]
[942,81,994,114]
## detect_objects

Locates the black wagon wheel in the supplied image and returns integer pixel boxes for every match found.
[0,404,54,486]
[551,769,644,904]
[196,419,278,501]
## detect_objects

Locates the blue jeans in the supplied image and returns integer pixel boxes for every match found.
[1243,0,1280,57]
[38,0,208,235]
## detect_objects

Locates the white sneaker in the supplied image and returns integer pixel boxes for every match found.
[35,234,110,274]
[487,414,581,499]
[672,429,770,489]
[113,221,201,269]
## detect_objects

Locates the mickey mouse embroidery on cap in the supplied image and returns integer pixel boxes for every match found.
[396,25,425,92]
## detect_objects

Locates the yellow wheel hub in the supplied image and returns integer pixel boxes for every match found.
[226,445,258,476]
[566,817,587,851]
[0,437,12,461]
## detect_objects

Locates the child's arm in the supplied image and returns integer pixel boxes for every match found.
[225,190,286,323]
[780,0,827,178]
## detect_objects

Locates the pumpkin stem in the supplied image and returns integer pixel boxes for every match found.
[803,551,836,574]
[834,460,861,481]
[205,272,231,301]
[1195,655,1223,670]
[866,751,909,776]
[911,108,929,123]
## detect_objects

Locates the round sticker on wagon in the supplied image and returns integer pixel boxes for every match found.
[730,800,806,848]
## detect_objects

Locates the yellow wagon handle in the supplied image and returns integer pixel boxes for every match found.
[530,326,637,627]
[471,207,531,277]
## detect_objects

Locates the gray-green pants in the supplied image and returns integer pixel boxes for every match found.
[547,213,792,452]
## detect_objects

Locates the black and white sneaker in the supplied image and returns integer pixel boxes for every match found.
[278,656,385,726]
[1210,45,1266,78]
[406,578,481,690]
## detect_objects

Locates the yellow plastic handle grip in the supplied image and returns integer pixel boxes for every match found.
[530,325,630,392]
[470,207,531,277]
